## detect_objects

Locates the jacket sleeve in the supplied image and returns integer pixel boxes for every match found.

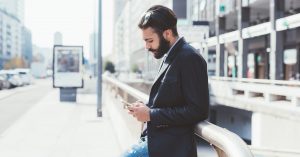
[150,52,209,126]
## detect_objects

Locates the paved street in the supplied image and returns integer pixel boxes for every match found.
[0,79,52,134]
[0,79,122,157]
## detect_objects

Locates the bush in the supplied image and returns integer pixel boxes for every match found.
[104,61,115,73]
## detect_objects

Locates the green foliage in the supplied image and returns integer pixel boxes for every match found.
[104,60,115,73]
[131,64,140,73]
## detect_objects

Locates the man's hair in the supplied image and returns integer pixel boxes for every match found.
[138,5,178,36]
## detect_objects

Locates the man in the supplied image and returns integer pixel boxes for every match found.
[122,5,209,157]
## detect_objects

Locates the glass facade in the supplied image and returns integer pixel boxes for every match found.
[218,0,238,34]
[196,0,300,81]
[284,0,300,17]
[191,0,216,37]
[283,28,300,80]
[207,46,216,76]
[247,0,270,26]
[225,41,238,78]
[246,35,270,79]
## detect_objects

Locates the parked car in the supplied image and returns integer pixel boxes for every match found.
[0,78,3,90]
[14,68,32,85]
[0,74,11,89]
[0,70,22,88]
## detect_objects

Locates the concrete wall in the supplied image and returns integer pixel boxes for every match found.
[212,106,252,142]
[252,112,300,150]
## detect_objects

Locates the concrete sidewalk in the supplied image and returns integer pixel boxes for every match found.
[0,89,122,157]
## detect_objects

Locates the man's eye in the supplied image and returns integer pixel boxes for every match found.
[148,40,153,43]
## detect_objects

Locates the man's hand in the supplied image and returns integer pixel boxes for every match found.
[128,101,150,122]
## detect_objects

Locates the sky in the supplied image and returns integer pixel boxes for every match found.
[24,0,113,58]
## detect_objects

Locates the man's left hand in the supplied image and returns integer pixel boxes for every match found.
[128,101,150,122]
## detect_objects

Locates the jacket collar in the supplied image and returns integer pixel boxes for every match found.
[153,37,186,83]
[164,37,184,64]
[163,37,182,60]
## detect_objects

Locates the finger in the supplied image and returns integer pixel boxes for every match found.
[127,105,136,111]
[135,100,143,104]
[128,109,134,114]
[127,106,133,111]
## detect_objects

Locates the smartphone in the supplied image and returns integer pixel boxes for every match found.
[121,100,133,109]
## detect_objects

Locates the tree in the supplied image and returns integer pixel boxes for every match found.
[4,57,27,69]
[104,60,115,73]
[131,64,140,73]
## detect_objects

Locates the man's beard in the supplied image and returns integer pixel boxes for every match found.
[149,34,171,59]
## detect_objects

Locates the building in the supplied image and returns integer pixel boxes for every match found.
[32,45,52,69]
[0,8,22,69]
[191,0,300,151]
[113,0,126,23]
[21,26,33,67]
[0,0,24,23]
[194,0,300,81]
[89,32,98,76]
[54,32,63,46]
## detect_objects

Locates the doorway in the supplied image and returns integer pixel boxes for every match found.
[247,50,269,79]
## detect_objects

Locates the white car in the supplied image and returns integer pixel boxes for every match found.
[14,68,32,85]
[0,70,21,88]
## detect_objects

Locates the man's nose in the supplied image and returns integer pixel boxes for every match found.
[145,43,151,50]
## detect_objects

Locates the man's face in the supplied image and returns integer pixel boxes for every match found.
[141,27,170,59]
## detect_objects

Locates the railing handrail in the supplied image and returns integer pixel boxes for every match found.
[103,74,253,157]
[210,76,300,87]
[104,74,148,101]
[195,121,253,157]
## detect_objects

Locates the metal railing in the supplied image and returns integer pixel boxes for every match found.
[103,75,253,157]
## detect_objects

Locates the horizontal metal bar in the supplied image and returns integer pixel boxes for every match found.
[195,121,253,157]
[103,75,148,102]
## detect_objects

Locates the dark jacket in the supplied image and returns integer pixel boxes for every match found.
[146,38,209,157]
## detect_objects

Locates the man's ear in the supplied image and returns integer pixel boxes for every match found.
[163,29,172,39]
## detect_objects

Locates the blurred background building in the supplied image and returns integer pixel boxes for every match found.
[199,0,300,81]
[21,26,32,67]
[0,0,24,23]
[54,31,63,45]
[89,32,98,76]
[0,0,32,70]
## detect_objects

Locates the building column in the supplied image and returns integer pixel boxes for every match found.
[269,0,285,80]
[237,0,250,78]
[216,11,225,77]
[224,49,228,77]
[219,44,225,77]
[238,40,249,78]
[252,112,300,149]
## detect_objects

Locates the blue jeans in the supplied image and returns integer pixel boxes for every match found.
[121,137,149,157]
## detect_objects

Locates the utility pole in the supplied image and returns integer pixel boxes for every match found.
[97,0,103,117]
